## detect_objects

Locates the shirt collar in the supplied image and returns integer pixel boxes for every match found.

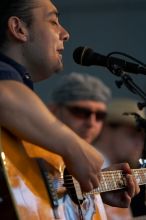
[0,52,31,79]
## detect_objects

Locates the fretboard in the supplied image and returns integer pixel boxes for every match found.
[84,168,146,196]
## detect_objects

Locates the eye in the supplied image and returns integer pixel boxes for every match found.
[50,20,58,26]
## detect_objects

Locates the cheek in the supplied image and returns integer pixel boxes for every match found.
[61,116,81,131]
[37,30,55,49]
[70,121,83,131]
[69,121,85,135]
[95,123,104,133]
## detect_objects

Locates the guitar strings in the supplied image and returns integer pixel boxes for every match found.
[47,169,146,194]
[48,172,146,185]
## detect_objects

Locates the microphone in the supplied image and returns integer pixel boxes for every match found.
[73,46,146,75]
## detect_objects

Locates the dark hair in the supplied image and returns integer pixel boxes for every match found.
[0,0,36,47]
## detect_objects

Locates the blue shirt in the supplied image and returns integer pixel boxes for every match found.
[0,52,33,89]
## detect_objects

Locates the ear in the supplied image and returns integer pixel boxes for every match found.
[7,16,29,42]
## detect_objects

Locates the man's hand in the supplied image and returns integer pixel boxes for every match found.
[63,139,104,192]
[101,163,140,208]
[0,81,104,193]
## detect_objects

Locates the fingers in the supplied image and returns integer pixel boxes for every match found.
[121,191,131,207]
[101,162,140,208]
[132,175,140,195]
[126,173,140,199]
[79,172,101,192]
[126,174,135,198]
[103,163,131,174]
[121,163,132,174]
[109,163,140,198]
[72,144,103,192]
[123,172,140,208]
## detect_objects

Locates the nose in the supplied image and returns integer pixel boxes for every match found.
[86,114,97,126]
[60,25,70,42]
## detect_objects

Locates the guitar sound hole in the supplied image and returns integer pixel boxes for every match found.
[63,168,84,205]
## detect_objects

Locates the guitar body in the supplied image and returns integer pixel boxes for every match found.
[0,128,61,219]
[0,128,105,220]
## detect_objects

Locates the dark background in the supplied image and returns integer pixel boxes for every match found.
[35,0,146,104]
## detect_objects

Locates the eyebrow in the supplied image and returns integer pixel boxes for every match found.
[47,10,60,18]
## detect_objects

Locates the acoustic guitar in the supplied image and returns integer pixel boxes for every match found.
[0,128,146,220]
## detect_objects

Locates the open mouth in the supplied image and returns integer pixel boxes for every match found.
[57,49,63,59]
[57,48,63,54]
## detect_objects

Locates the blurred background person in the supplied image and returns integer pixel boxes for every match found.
[47,72,138,220]
[48,72,110,220]
[94,98,146,219]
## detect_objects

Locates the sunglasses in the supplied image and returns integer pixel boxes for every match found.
[64,106,107,121]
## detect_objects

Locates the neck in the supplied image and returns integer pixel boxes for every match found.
[0,44,25,66]
[85,168,146,195]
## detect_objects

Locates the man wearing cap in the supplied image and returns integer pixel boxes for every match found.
[47,73,139,220]
[95,98,146,219]
[49,72,110,144]
[95,98,145,169]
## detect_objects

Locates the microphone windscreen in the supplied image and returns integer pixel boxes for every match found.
[73,47,95,66]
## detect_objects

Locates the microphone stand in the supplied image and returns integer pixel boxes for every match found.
[107,61,146,207]
[109,66,146,166]
[109,66,146,109]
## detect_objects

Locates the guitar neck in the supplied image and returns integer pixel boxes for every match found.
[84,168,146,195]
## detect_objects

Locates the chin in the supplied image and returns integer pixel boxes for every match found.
[53,62,64,74]
[47,63,64,78]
